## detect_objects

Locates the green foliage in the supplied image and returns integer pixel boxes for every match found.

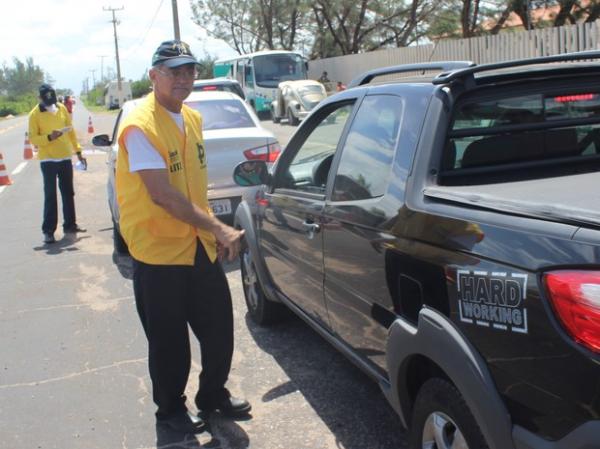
[83,86,105,108]
[0,57,47,117]
[191,0,311,54]
[131,75,152,99]
[197,55,216,79]
[0,93,38,116]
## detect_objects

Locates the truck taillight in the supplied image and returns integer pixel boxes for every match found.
[243,142,281,163]
[544,270,600,353]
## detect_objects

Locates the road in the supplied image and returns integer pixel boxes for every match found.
[0,101,407,449]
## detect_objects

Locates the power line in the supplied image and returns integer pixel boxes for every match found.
[121,0,165,61]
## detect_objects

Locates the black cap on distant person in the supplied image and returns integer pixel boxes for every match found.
[152,40,198,68]
[39,83,57,106]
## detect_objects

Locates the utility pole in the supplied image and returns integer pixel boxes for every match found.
[104,6,124,91]
[171,0,180,40]
[98,55,108,83]
[89,69,97,88]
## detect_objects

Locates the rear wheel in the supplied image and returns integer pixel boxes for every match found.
[409,378,488,449]
[240,244,285,325]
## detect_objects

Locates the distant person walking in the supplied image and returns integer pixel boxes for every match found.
[64,95,75,115]
[28,84,87,244]
[336,81,347,91]
[318,71,330,84]
[116,39,250,434]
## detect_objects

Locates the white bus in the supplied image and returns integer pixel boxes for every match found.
[213,50,307,116]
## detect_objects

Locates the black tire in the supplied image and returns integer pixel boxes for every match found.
[287,108,299,126]
[240,244,285,325]
[112,219,129,255]
[271,109,280,124]
[409,378,488,449]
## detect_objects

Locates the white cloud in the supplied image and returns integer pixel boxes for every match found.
[0,0,237,93]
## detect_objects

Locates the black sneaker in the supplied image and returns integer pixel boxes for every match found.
[43,233,55,244]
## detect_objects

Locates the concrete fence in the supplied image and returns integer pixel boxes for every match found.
[308,20,600,86]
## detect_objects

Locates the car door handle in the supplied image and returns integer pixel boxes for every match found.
[302,221,321,239]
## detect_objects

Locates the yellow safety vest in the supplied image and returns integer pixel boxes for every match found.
[28,103,81,160]
[116,92,216,265]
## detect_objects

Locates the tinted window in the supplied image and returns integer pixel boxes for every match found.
[445,91,600,173]
[331,95,402,201]
[280,104,353,194]
[254,53,306,88]
[186,99,255,130]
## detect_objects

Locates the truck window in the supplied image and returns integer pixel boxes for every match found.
[442,90,600,180]
[332,95,403,201]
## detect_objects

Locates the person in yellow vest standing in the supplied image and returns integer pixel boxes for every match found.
[28,84,87,244]
[116,40,250,434]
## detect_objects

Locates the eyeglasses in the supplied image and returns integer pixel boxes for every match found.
[155,66,197,80]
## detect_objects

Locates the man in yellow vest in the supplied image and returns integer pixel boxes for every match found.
[116,40,250,434]
[28,84,87,244]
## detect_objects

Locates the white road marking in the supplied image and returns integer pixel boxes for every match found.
[0,186,6,195]
[12,161,27,175]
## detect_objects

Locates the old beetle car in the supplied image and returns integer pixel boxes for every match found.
[233,52,600,449]
[270,79,327,126]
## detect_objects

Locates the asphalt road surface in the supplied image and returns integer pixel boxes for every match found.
[0,101,407,449]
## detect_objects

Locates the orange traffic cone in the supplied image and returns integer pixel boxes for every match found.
[87,116,94,134]
[0,153,12,185]
[23,132,33,160]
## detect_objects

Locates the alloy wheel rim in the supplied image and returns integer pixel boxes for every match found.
[421,411,468,449]
[242,250,259,310]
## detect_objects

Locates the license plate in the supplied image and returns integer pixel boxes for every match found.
[209,199,232,216]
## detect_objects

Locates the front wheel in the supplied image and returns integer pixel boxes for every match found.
[240,244,286,325]
[287,108,299,126]
[409,378,488,449]
[271,109,280,124]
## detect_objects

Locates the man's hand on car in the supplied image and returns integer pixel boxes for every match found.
[214,224,245,262]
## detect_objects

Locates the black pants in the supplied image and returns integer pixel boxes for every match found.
[40,160,76,234]
[132,241,234,419]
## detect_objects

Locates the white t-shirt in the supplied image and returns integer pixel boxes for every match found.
[125,110,184,172]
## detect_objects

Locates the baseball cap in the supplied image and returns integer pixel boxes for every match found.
[39,84,57,105]
[152,40,198,68]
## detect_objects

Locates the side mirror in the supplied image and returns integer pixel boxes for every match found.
[233,160,269,186]
[92,134,112,146]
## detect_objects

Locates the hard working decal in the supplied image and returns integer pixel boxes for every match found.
[457,270,528,334]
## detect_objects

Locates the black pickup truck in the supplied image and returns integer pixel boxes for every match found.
[232,52,600,449]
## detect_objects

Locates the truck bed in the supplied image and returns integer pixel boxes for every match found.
[424,172,600,228]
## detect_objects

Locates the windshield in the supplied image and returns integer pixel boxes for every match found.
[186,99,255,130]
[254,53,306,88]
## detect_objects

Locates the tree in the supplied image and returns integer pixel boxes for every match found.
[310,0,438,57]
[196,54,217,79]
[1,57,45,97]
[191,0,311,54]
[131,74,152,99]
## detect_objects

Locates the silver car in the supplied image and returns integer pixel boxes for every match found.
[93,91,280,254]
[270,79,327,125]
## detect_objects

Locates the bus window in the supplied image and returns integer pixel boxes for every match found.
[245,65,254,87]
[253,53,306,87]
[236,60,245,86]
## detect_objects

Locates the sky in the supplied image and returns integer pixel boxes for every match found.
[0,0,238,94]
